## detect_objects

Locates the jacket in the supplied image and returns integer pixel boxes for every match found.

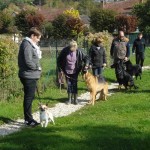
[89,45,106,68]
[18,39,41,79]
[110,37,130,60]
[132,38,146,54]
[57,46,89,74]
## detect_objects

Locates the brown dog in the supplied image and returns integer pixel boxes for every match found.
[83,71,108,106]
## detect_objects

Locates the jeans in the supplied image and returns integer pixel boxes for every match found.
[136,52,144,67]
[20,78,37,122]
[66,73,78,94]
[92,67,103,76]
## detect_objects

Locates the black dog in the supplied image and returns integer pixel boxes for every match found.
[114,60,138,89]
[124,60,142,80]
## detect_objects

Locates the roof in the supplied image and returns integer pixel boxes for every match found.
[103,0,144,14]
[38,7,66,21]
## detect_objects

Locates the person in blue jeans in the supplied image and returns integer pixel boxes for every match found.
[57,40,89,105]
[89,37,107,77]
[18,27,42,127]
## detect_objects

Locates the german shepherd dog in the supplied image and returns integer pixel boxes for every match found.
[82,69,108,106]
[124,60,142,80]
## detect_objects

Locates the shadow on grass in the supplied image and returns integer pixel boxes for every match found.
[0,125,149,150]
[0,117,15,124]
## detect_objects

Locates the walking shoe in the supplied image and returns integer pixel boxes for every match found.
[25,120,40,127]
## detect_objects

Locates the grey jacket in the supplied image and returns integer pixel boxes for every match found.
[18,39,41,79]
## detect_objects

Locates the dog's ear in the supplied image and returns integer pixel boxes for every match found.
[46,103,48,106]
[38,102,42,106]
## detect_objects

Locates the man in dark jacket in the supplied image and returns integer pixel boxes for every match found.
[132,33,146,67]
[110,31,131,86]
[57,40,89,105]
[18,27,42,127]
[89,37,107,77]
[110,31,130,63]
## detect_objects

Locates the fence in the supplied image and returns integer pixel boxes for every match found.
[0,38,88,101]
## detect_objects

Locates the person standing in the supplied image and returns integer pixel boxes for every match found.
[132,33,146,67]
[57,40,89,105]
[89,37,107,77]
[110,31,130,63]
[110,31,130,85]
[18,27,42,127]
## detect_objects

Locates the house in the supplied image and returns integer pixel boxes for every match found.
[102,0,145,15]
[38,7,66,21]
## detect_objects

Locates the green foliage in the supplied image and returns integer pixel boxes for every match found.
[0,0,33,10]
[133,1,150,33]
[0,37,18,78]
[0,10,16,34]
[43,22,54,38]
[52,9,85,39]
[77,0,102,15]
[90,9,116,33]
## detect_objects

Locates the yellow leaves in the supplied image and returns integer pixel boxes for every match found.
[63,8,80,19]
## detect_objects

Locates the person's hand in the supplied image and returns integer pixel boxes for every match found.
[84,65,89,69]
[124,57,128,61]
[103,63,107,67]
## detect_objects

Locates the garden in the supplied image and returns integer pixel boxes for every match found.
[0,0,150,150]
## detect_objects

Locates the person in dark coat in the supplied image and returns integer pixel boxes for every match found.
[57,40,89,105]
[132,33,146,67]
[89,37,107,77]
[18,27,42,127]
[110,31,131,86]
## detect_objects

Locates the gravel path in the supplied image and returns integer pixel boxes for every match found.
[0,83,117,137]
[0,66,149,136]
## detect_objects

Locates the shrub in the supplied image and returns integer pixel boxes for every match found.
[0,37,18,78]
[90,9,116,33]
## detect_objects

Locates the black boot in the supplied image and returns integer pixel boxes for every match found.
[66,93,72,105]
[74,94,78,105]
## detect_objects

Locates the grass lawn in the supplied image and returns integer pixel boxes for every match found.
[0,48,150,150]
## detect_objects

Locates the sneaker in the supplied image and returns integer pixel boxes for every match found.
[26,120,40,127]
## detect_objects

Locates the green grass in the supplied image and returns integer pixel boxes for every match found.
[0,48,150,150]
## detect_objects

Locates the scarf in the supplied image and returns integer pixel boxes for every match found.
[25,37,42,59]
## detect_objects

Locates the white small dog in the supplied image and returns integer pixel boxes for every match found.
[39,103,55,127]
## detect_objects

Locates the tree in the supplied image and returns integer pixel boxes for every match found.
[0,0,33,10]
[133,0,150,33]
[15,9,45,36]
[90,9,116,33]
[115,15,138,34]
[77,0,102,15]
[52,9,85,39]
[0,10,16,34]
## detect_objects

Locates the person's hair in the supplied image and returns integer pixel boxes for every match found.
[95,37,103,44]
[28,27,42,38]
[69,40,78,48]
[138,32,143,36]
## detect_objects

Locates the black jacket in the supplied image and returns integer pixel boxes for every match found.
[132,38,146,54]
[57,46,89,74]
[89,45,106,68]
